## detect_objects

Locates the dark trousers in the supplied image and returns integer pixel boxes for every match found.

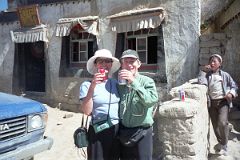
[209,99,229,145]
[120,127,153,160]
[87,124,120,160]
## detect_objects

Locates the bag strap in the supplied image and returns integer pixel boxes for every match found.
[106,79,112,121]
[81,114,89,128]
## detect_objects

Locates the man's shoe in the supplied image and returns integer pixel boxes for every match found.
[214,143,222,152]
[218,145,228,156]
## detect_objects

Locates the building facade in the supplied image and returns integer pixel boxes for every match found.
[0,0,200,111]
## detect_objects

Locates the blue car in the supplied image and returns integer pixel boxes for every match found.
[0,92,53,160]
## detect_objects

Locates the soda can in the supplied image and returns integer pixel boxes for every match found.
[179,89,185,101]
[98,68,107,81]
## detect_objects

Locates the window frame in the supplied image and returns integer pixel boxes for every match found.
[136,36,147,64]
[70,40,88,63]
[126,29,158,64]
[69,31,94,64]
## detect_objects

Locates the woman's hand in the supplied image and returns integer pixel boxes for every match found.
[92,72,106,84]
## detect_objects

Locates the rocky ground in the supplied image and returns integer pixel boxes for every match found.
[34,105,240,160]
[208,125,240,160]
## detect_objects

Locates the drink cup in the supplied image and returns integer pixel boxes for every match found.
[118,71,127,85]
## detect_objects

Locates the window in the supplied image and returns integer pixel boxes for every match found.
[114,24,166,82]
[126,28,158,64]
[69,24,95,64]
[59,24,97,77]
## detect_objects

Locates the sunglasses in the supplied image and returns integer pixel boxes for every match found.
[95,58,113,64]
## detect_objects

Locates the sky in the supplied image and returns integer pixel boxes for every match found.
[0,0,8,11]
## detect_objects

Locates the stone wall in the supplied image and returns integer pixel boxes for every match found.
[155,82,209,159]
[199,33,227,66]
[199,32,240,83]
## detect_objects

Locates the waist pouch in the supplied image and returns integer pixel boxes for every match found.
[211,98,228,108]
[118,124,149,147]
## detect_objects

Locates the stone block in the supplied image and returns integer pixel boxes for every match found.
[209,47,221,54]
[159,99,200,118]
[200,34,213,42]
[170,83,208,102]
[200,41,221,48]
[213,33,226,40]
[199,53,210,59]
[200,48,209,54]
[199,57,209,66]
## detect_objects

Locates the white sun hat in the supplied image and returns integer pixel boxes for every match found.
[86,49,120,75]
[209,54,222,63]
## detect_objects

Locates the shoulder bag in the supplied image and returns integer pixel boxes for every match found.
[73,115,89,148]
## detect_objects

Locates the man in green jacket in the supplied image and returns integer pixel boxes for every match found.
[118,49,159,160]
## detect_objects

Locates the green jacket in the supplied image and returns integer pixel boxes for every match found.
[118,73,159,128]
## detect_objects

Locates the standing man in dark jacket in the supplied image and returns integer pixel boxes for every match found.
[118,49,159,160]
[198,54,238,156]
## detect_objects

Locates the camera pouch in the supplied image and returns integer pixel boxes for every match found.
[73,127,88,148]
[92,119,113,133]
[73,115,89,148]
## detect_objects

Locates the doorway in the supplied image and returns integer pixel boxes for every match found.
[13,41,46,93]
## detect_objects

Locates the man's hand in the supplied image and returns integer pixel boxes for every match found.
[200,65,211,72]
[225,92,233,102]
[118,69,134,84]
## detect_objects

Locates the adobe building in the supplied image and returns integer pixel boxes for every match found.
[0,0,201,111]
[1,0,239,112]
[0,0,239,159]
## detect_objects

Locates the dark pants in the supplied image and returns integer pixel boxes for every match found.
[209,99,229,145]
[120,126,153,160]
[87,124,120,160]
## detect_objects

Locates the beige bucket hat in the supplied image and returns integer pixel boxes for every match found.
[86,49,120,75]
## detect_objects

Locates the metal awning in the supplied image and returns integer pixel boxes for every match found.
[107,7,166,33]
[55,16,98,36]
[10,24,48,43]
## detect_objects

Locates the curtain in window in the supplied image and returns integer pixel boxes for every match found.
[10,24,48,43]
[55,16,98,37]
[108,7,166,33]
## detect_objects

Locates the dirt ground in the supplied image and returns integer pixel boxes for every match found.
[35,105,86,160]
[34,105,240,160]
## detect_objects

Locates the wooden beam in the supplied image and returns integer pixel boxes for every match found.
[219,0,240,29]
